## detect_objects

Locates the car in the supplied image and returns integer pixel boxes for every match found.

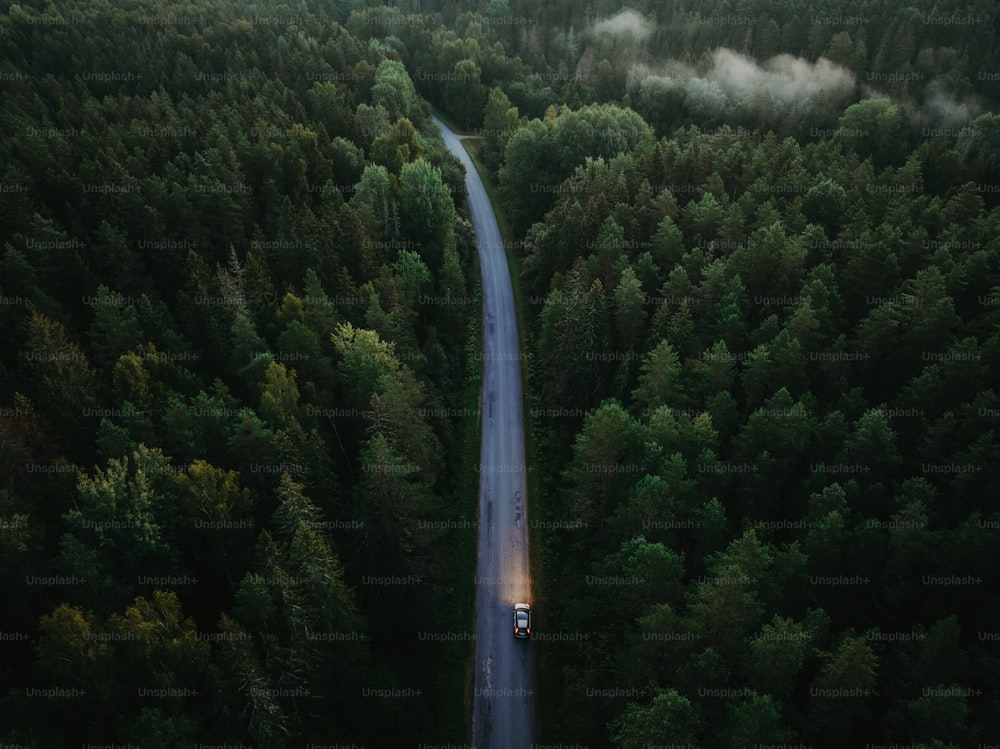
[513,603,531,638]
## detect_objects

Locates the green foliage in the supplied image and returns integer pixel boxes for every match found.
[330,321,402,408]
[803,179,848,237]
[610,688,698,748]
[397,158,456,251]
[350,163,395,242]
[370,117,424,174]
[480,87,520,173]
[371,59,419,123]
[258,361,301,428]
[743,615,811,699]
[538,263,612,411]
[631,340,683,413]
[0,4,478,744]
[836,98,909,166]
[20,304,99,441]
[59,445,182,610]
[499,103,654,231]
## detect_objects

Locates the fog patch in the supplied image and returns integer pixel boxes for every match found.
[916,80,982,127]
[627,48,856,116]
[589,10,654,43]
[709,49,854,105]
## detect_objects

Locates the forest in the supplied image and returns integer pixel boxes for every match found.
[1,0,479,745]
[2,0,999,747]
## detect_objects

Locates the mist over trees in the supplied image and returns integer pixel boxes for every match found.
[416,0,998,140]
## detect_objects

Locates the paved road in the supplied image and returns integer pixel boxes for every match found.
[431,115,535,749]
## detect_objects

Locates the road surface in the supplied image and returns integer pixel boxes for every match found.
[431,115,535,749]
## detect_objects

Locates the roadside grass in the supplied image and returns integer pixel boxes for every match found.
[446,290,483,746]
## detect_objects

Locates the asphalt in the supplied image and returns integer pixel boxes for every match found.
[431,115,535,749]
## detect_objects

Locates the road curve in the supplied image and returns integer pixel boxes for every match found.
[431,115,535,749]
